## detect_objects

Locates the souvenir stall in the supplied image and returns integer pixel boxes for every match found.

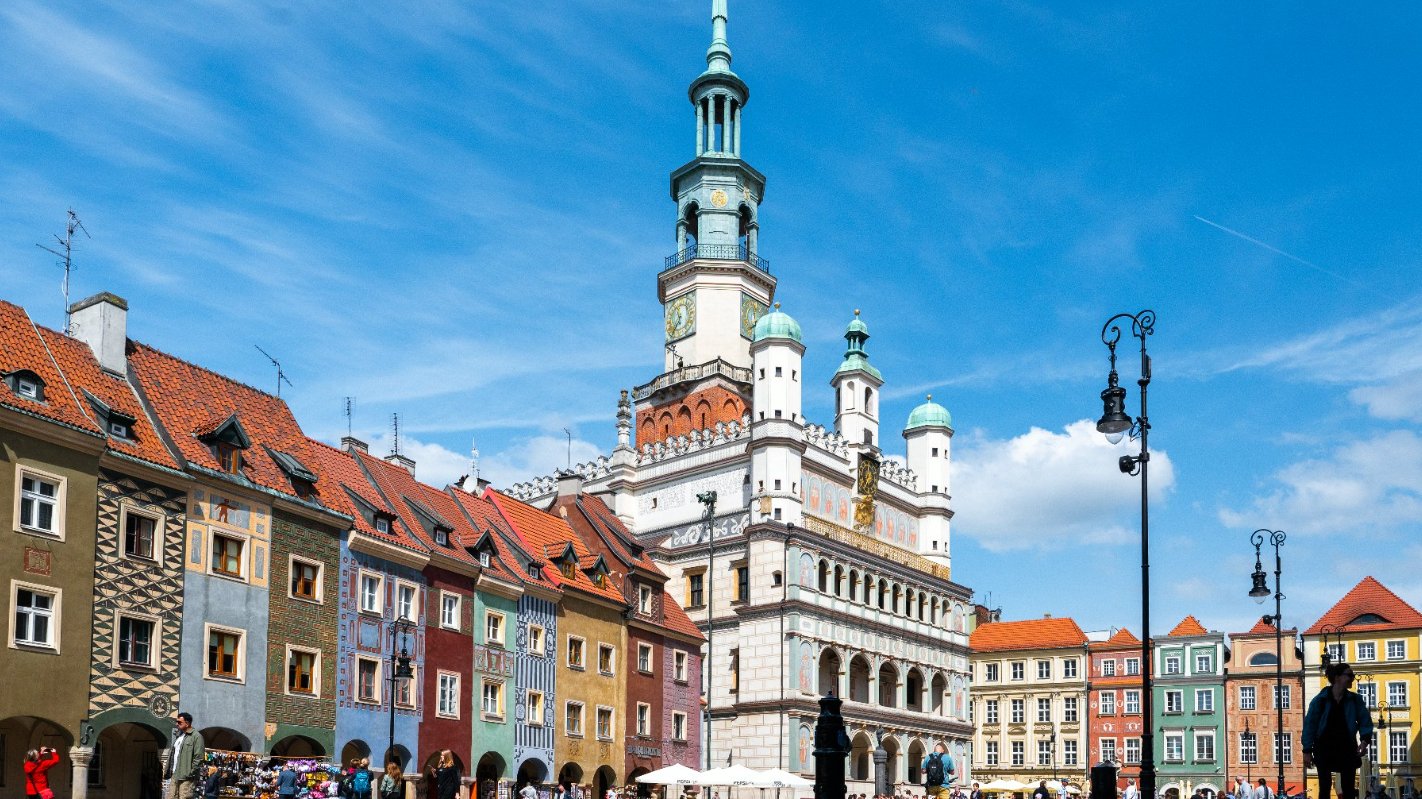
[201,750,343,799]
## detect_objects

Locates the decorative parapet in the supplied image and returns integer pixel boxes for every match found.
[803,423,850,458]
[505,456,613,500]
[637,414,751,465]
[631,358,752,401]
[879,459,918,492]
[801,515,951,583]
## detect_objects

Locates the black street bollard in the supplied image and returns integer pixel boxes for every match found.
[814,694,852,799]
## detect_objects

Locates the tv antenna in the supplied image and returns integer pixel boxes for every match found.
[38,209,90,335]
[254,345,292,397]
[563,427,573,469]
[391,413,401,456]
[344,397,355,436]
[469,437,480,483]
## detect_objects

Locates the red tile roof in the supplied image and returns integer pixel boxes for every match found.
[1093,627,1142,650]
[445,487,543,588]
[1235,617,1296,638]
[661,591,705,641]
[0,300,103,436]
[352,450,480,570]
[969,616,1088,652]
[1168,615,1209,637]
[128,341,327,502]
[1304,576,1422,635]
[486,489,628,604]
[305,440,426,553]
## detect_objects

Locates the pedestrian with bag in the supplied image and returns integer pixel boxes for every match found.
[277,762,300,799]
[166,712,206,799]
[344,758,376,799]
[24,747,61,799]
[1303,661,1375,799]
[921,742,955,799]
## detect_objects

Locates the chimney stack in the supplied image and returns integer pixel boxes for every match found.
[68,292,129,375]
[556,469,583,499]
[386,453,415,475]
[341,436,368,454]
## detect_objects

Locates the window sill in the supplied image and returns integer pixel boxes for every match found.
[569,664,586,671]
[285,690,319,699]
[118,661,159,673]
[435,713,460,721]
[209,571,249,585]
[566,732,584,739]
[289,594,324,606]
[11,640,59,654]
[358,608,383,617]
[205,673,245,685]
[482,713,505,722]
[599,670,615,677]
[17,525,63,540]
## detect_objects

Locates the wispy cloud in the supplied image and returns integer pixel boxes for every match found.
[1193,215,1386,299]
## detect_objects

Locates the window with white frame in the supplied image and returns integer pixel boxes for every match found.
[209,533,246,579]
[672,711,688,742]
[1064,658,1079,678]
[985,663,1000,682]
[1387,681,1408,707]
[1037,659,1052,679]
[985,700,999,724]
[1037,697,1051,722]
[567,636,585,669]
[1010,698,1025,723]
[1359,682,1378,708]
[1165,655,1182,675]
[1124,738,1141,764]
[1389,731,1408,764]
[527,690,544,726]
[1195,732,1215,762]
[1125,657,1140,675]
[396,583,417,621]
[1195,689,1214,713]
[485,611,505,646]
[1037,740,1052,766]
[1010,661,1025,680]
[1387,640,1406,660]
[1011,741,1024,766]
[122,506,160,561]
[528,624,545,655]
[289,557,323,603]
[1101,659,1116,677]
[565,701,585,736]
[1274,683,1292,709]
[359,572,383,614]
[1063,696,1079,722]
[440,593,460,630]
[1239,685,1257,710]
[674,649,688,682]
[598,643,615,675]
[1100,739,1117,764]
[985,741,1000,766]
[1100,691,1117,715]
[636,702,651,736]
[17,468,63,538]
[1327,643,1345,663]
[1063,740,1078,766]
[11,582,59,650]
[1357,641,1376,661]
[116,615,155,668]
[437,672,460,718]
[638,643,654,673]
[1275,732,1293,765]
[481,679,503,718]
[206,625,244,681]
[1124,690,1140,715]
[1165,690,1183,714]
[356,657,381,703]
[395,665,416,708]
[638,585,653,614]
[1164,733,1183,763]
[287,647,319,695]
[1195,652,1213,673]
[1240,732,1257,764]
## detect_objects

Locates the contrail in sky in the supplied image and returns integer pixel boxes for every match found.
[1192,214,1382,296]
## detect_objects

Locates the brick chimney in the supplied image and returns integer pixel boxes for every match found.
[68,292,128,375]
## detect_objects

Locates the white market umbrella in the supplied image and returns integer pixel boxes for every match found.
[1001,781,1031,791]
[981,782,1018,792]
[697,766,764,786]
[752,770,813,788]
[637,765,703,785]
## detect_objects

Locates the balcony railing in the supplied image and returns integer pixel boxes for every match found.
[664,243,770,273]
[632,357,754,401]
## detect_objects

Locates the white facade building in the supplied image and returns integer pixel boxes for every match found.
[507,2,975,789]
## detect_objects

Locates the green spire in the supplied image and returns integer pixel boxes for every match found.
[835,309,883,381]
[707,0,732,73]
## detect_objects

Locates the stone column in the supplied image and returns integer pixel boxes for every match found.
[403,774,423,799]
[704,97,713,153]
[733,101,742,156]
[696,98,705,155]
[874,739,890,797]
[70,746,96,799]
[719,95,730,153]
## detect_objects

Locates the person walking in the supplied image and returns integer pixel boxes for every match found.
[1255,780,1272,799]
[201,765,223,799]
[519,781,539,799]
[431,751,461,799]
[1236,778,1254,799]
[1034,782,1051,799]
[344,758,376,799]
[381,762,405,799]
[921,743,955,799]
[24,747,61,799]
[1303,662,1375,799]
[165,712,206,799]
[1124,779,1139,799]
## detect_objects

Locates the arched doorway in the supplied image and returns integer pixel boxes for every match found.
[877,663,899,707]
[848,656,871,703]
[272,736,325,758]
[92,721,168,799]
[931,673,947,714]
[818,649,841,697]
[593,766,617,799]
[383,745,413,772]
[1,716,74,799]
[849,731,873,782]
[627,768,652,799]
[199,727,251,753]
[476,752,507,799]
[517,759,549,787]
[905,668,925,712]
[558,763,584,790]
[880,736,900,789]
[341,740,372,768]
[906,740,926,785]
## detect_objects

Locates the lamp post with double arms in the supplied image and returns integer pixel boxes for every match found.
[387,616,416,768]
[1096,310,1156,799]
[1247,529,1286,799]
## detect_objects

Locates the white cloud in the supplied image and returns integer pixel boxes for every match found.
[479,434,605,490]
[1218,429,1422,536]
[1349,369,1422,423]
[951,419,1176,552]
[363,433,473,490]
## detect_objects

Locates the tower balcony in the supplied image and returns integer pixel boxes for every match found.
[632,357,753,402]
[664,243,770,273]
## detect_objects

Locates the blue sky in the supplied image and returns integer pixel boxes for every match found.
[4,1,1421,638]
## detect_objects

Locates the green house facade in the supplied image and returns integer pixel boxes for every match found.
[1154,616,1228,799]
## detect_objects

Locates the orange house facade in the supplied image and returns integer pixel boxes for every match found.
[1223,620,1305,794]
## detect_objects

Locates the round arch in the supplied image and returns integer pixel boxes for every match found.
[271,735,325,758]
[628,768,653,799]
[833,564,845,597]
[877,661,900,707]
[849,731,874,782]
[818,647,842,697]
[848,654,872,703]
[476,752,507,799]
[930,673,948,714]
[199,727,251,753]
[848,570,860,602]
[904,666,926,712]
[91,720,167,799]
[383,745,413,772]
[341,740,372,767]
[593,766,618,799]
[906,739,927,785]
[558,763,584,789]
[516,759,549,786]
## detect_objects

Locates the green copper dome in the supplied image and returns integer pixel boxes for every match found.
[906,395,952,430]
[753,305,802,343]
[834,309,883,381]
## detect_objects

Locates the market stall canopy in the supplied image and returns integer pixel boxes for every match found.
[636,765,703,785]
[751,770,813,788]
[696,766,764,786]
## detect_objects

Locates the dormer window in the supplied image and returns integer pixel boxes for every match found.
[108,420,131,439]
[479,550,491,567]
[527,563,542,580]
[199,415,251,475]
[433,527,450,547]
[215,443,243,473]
[560,560,576,579]
[375,517,390,534]
[270,449,317,496]
[592,571,606,587]
[5,370,46,402]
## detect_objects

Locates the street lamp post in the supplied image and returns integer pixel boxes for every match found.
[1244,720,1253,785]
[1377,700,1391,794]
[1096,310,1156,799]
[387,616,416,768]
[1248,530,1287,799]
[697,490,718,770]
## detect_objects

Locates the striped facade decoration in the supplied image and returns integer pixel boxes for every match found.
[512,593,557,781]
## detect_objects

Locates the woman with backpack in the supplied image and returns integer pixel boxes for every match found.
[343,758,376,799]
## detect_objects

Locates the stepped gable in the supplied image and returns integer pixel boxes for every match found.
[352,449,481,569]
[1168,615,1209,637]
[0,300,103,435]
[128,340,326,502]
[1304,576,1422,635]
[1093,627,1141,649]
[970,616,1088,652]
[305,439,425,553]
[486,489,628,605]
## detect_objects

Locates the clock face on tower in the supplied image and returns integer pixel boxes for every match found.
[740,294,768,340]
[665,292,696,341]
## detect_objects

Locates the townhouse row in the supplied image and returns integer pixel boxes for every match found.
[969,578,1422,798]
[0,293,703,799]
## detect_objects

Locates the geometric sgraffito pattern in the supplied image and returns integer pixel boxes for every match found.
[89,468,186,718]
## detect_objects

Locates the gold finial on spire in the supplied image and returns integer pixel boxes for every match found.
[853,308,861,316]
[774,302,781,310]
[927,394,933,401]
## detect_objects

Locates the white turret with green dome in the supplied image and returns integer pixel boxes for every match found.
[749,303,805,525]
[904,394,954,565]
[831,309,884,448]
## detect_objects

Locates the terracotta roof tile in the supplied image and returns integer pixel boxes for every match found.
[660,592,705,641]
[1092,627,1141,650]
[1234,617,1297,638]
[486,490,628,604]
[445,487,543,588]
[305,440,426,554]
[0,300,103,436]
[128,341,327,502]
[969,617,1088,653]
[410,481,519,583]
[1304,576,1422,635]
[1167,615,1209,637]
[352,451,481,569]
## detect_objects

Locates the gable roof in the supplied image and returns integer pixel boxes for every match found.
[1305,576,1422,635]
[351,450,481,571]
[486,489,628,604]
[0,300,104,436]
[304,439,426,554]
[128,341,328,503]
[969,616,1088,653]
[1167,615,1210,637]
[1092,627,1142,650]
[1235,617,1297,638]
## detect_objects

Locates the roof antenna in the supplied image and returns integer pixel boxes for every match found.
[38,208,90,336]
[254,345,292,397]
[563,427,572,469]
[344,397,354,436]
[470,437,480,483]
[391,413,401,456]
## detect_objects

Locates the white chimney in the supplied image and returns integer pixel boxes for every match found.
[69,292,129,374]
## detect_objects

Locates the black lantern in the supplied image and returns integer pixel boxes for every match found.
[1097,370,1132,444]
[1248,554,1270,604]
